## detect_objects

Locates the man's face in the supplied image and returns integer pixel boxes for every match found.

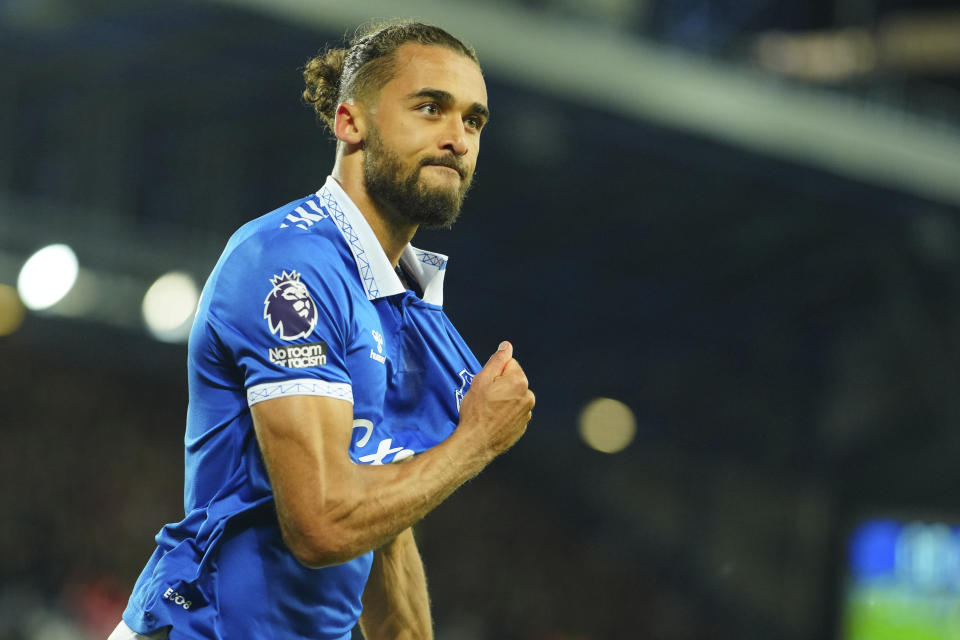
[361,43,489,229]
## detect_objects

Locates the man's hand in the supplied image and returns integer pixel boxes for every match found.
[456,341,535,458]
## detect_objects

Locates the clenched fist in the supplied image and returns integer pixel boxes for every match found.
[457,341,535,458]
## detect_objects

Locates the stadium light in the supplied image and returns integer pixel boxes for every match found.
[578,397,637,454]
[17,243,79,311]
[142,271,199,343]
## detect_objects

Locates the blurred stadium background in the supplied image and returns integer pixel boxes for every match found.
[2,0,960,638]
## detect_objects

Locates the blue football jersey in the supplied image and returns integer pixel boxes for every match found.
[121,177,482,639]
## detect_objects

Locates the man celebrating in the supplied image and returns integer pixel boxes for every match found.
[112,21,534,640]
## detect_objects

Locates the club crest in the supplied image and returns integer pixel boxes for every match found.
[455,368,475,412]
[263,270,318,341]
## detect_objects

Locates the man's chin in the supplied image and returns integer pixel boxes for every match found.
[405,188,462,229]
[417,173,464,198]
[417,202,462,229]
[415,178,463,204]
[419,212,461,230]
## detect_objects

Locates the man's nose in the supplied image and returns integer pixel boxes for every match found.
[440,118,468,156]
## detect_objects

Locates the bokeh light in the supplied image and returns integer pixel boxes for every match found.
[0,284,26,336]
[142,271,199,342]
[17,244,79,311]
[578,397,637,454]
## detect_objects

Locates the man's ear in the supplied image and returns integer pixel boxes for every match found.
[334,102,365,146]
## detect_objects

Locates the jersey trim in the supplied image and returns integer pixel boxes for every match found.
[317,177,448,306]
[246,378,354,406]
[400,247,447,307]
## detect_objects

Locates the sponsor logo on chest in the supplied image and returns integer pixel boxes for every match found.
[352,419,414,464]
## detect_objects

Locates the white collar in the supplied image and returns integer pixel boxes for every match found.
[315,176,448,306]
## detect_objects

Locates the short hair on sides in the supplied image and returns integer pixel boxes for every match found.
[302,20,480,134]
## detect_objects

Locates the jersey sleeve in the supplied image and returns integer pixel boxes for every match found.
[205,228,356,407]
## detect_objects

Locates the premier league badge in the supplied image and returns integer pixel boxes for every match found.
[263,270,319,340]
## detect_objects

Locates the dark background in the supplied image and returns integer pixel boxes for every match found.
[2,0,960,638]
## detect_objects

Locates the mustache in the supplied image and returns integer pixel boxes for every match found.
[419,156,466,179]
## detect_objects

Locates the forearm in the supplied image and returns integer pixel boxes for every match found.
[292,430,488,565]
[254,342,532,569]
[359,528,432,640]
[316,362,532,560]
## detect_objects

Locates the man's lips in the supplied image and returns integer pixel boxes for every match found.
[421,159,464,179]
[427,164,461,177]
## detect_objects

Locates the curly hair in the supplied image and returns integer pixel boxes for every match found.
[302,20,479,134]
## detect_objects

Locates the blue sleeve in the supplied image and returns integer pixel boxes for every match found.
[205,227,357,406]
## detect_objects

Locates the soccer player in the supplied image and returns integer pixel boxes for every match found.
[110,21,534,640]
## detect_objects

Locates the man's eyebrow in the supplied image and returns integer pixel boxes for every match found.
[468,102,490,122]
[407,88,490,121]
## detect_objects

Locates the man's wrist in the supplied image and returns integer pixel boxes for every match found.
[443,420,494,476]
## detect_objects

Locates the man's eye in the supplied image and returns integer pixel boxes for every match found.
[419,103,439,115]
[465,116,483,130]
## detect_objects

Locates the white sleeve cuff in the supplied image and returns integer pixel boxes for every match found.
[246,378,354,406]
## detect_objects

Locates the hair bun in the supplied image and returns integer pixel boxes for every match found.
[302,47,348,134]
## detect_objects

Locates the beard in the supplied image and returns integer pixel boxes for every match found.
[362,126,474,230]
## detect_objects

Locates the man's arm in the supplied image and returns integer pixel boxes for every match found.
[250,341,533,567]
[359,527,432,639]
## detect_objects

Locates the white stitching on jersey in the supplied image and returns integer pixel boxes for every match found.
[246,379,354,406]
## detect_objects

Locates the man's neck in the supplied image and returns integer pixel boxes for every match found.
[330,170,416,268]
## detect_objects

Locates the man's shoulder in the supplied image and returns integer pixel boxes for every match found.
[221,193,351,273]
